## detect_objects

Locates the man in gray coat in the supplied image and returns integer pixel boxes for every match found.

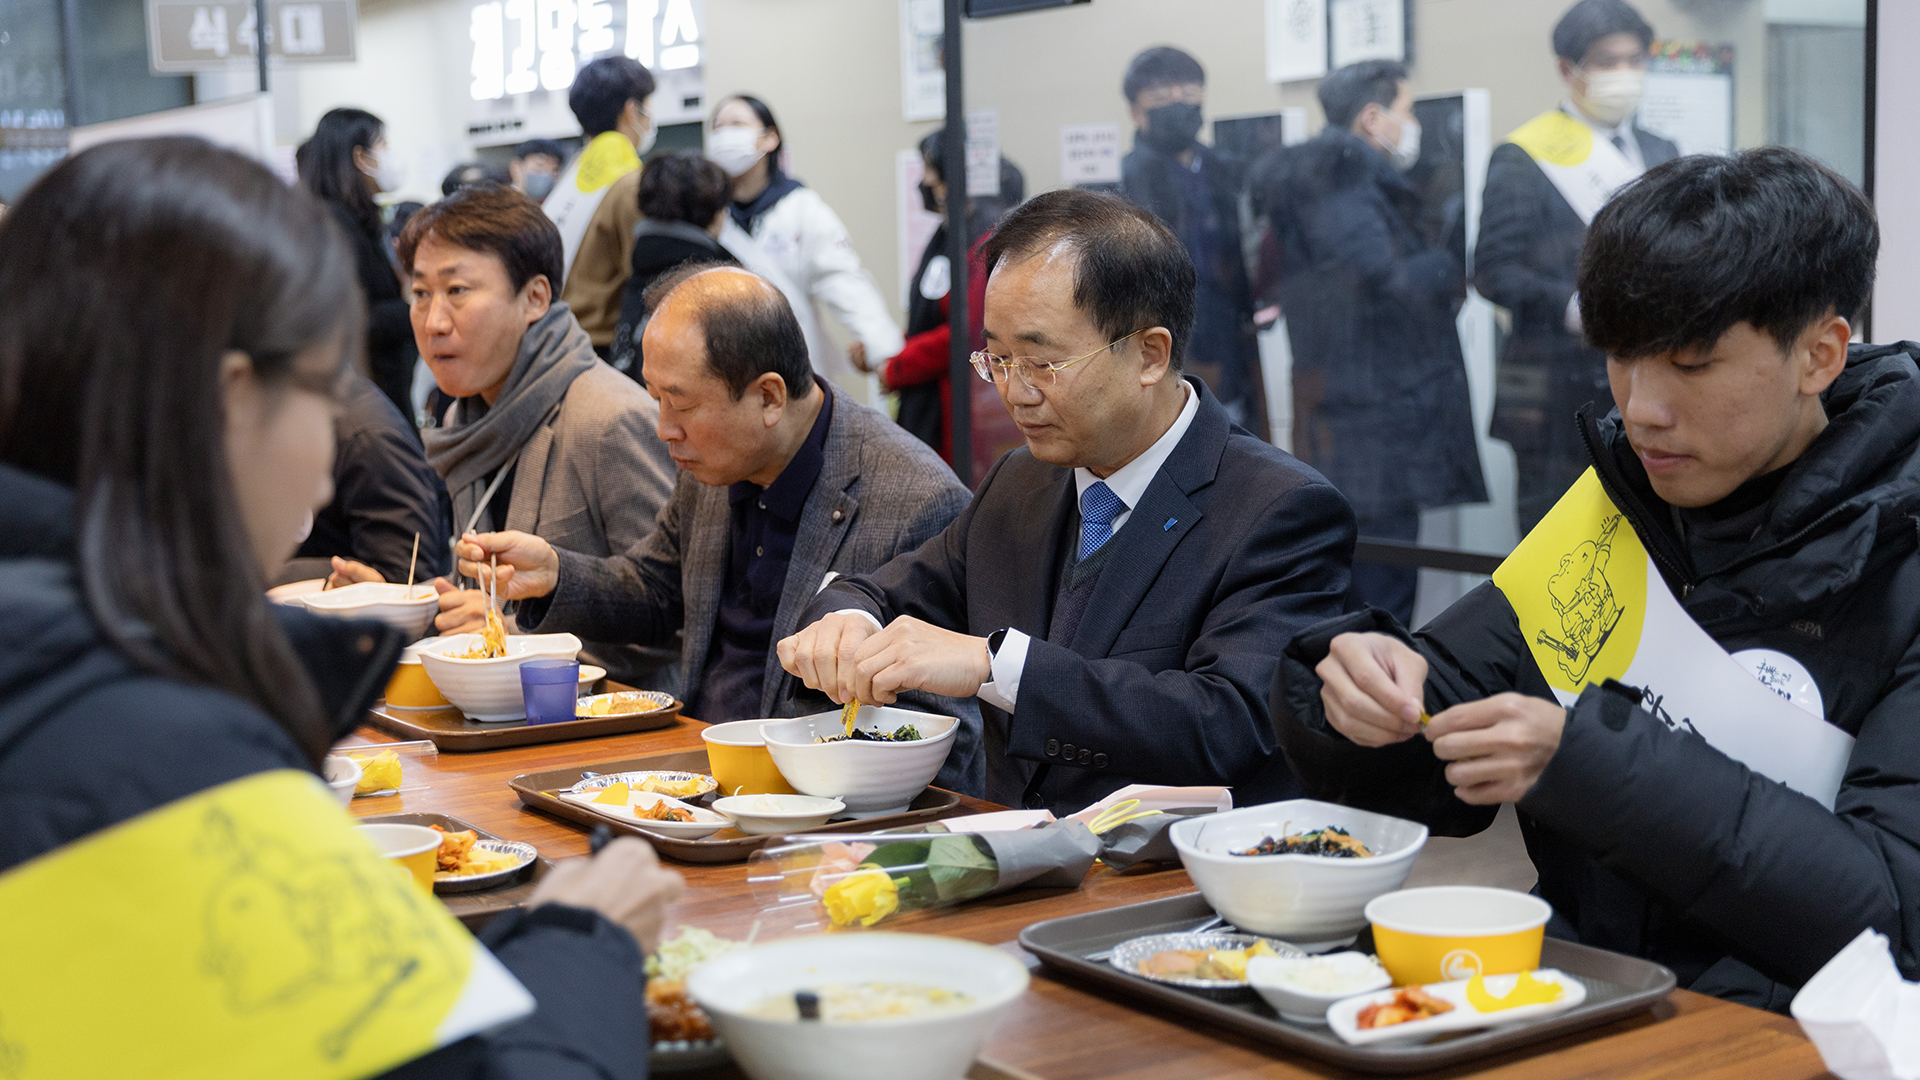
[462,265,982,793]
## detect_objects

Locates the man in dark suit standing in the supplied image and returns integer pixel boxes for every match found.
[1477,0,1679,533]
[457,265,981,794]
[779,190,1354,814]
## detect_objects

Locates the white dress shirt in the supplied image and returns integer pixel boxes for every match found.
[977,379,1199,712]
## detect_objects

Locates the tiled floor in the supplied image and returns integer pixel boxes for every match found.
[1399,804,1538,893]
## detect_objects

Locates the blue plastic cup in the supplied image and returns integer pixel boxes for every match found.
[520,659,581,725]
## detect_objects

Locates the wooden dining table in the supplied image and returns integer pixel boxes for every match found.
[345,714,1835,1080]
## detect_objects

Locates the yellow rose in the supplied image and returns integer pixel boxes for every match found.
[821,867,901,927]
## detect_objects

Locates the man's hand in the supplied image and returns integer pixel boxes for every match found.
[1316,632,1429,747]
[528,836,685,954]
[456,530,560,601]
[325,557,385,590]
[431,577,492,635]
[777,612,880,704]
[1424,694,1566,805]
[852,616,992,705]
[847,341,869,373]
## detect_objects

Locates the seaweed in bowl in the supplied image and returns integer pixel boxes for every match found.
[814,724,923,744]
[1235,826,1374,858]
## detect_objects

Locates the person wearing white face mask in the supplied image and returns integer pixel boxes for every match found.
[1476,0,1679,535]
[706,94,903,381]
[297,107,418,420]
[1250,59,1486,626]
[549,56,658,357]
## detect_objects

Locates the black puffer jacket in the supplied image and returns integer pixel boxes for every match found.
[0,463,649,1078]
[1272,343,1920,1011]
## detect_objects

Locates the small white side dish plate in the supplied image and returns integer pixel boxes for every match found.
[1325,969,1587,1046]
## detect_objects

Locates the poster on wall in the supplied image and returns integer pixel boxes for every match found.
[966,109,1000,197]
[1639,41,1733,157]
[1265,0,1326,83]
[1328,0,1406,68]
[1059,123,1121,184]
[897,148,943,309]
[901,0,946,121]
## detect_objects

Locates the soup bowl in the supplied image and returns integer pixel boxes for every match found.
[417,633,582,722]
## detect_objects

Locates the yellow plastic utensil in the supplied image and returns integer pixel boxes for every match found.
[1087,798,1163,834]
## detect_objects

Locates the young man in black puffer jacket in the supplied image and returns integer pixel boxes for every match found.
[1271,147,1920,1012]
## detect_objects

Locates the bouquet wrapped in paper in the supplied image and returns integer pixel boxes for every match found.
[746,821,1102,929]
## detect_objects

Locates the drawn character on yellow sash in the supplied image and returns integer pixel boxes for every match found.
[1537,514,1627,684]
[196,807,462,1062]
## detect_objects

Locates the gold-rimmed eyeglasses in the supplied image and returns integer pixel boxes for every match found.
[970,327,1148,390]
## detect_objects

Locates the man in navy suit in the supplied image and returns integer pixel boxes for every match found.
[779,189,1355,813]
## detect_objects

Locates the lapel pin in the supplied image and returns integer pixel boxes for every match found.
[1164,517,1178,531]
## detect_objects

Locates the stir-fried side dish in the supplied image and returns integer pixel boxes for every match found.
[429,826,519,877]
[815,724,925,744]
[1234,826,1374,858]
[1141,940,1283,981]
[1356,986,1454,1029]
[745,983,975,1023]
[639,801,695,823]
[643,928,746,1044]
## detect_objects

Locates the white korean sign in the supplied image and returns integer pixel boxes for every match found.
[1059,122,1120,184]
[469,0,705,125]
[146,0,357,72]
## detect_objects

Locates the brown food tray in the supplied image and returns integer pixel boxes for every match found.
[1018,892,1676,1075]
[509,746,965,864]
[360,811,550,932]
[366,680,682,751]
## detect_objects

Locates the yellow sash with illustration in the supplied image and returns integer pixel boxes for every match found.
[1491,469,1855,808]
[1507,109,1643,225]
[0,770,533,1079]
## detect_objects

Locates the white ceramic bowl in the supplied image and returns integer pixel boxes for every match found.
[266,578,326,607]
[301,581,439,640]
[322,754,362,807]
[712,793,847,835]
[686,932,1030,1080]
[1170,799,1428,950]
[761,707,956,817]
[417,633,583,722]
[577,664,607,695]
[1246,951,1393,1023]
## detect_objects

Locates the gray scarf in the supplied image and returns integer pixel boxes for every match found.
[423,302,597,534]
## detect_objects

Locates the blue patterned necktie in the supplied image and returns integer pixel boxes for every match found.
[1078,480,1126,561]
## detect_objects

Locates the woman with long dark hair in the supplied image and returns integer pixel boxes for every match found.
[0,137,678,1078]
[705,93,902,380]
[299,106,419,418]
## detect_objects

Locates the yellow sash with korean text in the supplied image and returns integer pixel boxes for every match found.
[1491,469,1855,808]
[1507,109,1642,225]
[0,770,532,1079]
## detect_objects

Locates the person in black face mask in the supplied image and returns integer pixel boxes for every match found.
[1118,46,1262,433]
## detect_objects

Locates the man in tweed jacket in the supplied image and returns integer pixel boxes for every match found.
[460,266,982,794]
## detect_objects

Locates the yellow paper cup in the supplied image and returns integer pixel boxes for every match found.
[385,640,449,708]
[355,823,441,894]
[702,719,799,797]
[1365,886,1551,985]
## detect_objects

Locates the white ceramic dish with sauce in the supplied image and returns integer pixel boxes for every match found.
[711,793,847,835]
